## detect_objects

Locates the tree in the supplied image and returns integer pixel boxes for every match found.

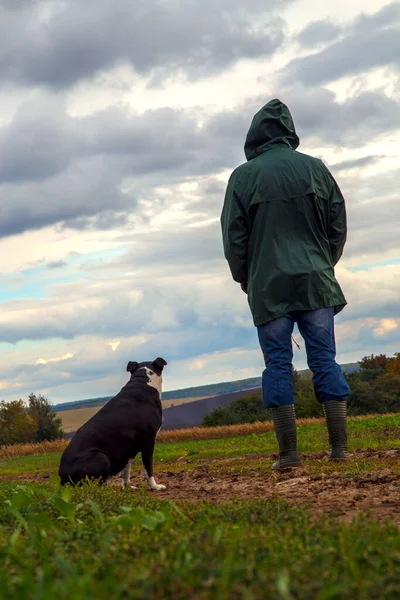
[346,379,376,416]
[359,354,394,381]
[292,372,322,418]
[359,354,394,371]
[387,353,400,379]
[202,392,271,427]
[294,388,322,418]
[0,400,37,446]
[373,374,400,414]
[27,393,64,442]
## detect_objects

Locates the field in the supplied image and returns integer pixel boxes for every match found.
[57,396,208,433]
[0,415,400,599]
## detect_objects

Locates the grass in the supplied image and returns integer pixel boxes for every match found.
[2,413,399,460]
[1,414,399,476]
[0,414,399,599]
[0,482,399,599]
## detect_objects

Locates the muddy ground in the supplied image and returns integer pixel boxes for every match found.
[2,449,399,525]
[153,448,400,525]
[154,465,400,525]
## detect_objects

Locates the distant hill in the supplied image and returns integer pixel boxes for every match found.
[52,363,360,412]
[52,376,262,412]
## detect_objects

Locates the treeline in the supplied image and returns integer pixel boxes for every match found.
[0,394,64,446]
[203,353,400,427]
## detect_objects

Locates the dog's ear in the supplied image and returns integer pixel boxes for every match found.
[126,361,139,373]
[152,357,167,372]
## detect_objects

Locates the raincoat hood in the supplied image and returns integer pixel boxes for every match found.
[244,99,300,161]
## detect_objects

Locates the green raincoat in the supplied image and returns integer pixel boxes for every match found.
[221,99,347,327]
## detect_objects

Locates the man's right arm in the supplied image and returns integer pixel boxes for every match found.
[220,172,249,287]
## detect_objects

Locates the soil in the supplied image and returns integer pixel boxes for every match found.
[154,466,400,525]
[152,448,400,525]
[2,449,399,525]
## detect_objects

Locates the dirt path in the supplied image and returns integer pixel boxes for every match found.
[2,449,399,525]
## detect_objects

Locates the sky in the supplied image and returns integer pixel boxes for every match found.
[0,0,399,404]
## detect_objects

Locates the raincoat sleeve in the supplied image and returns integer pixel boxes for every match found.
[328,176,347,266]
[221,173,248,288]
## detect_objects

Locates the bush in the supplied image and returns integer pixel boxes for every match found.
[0,394,63,446]
[202,393,270,427]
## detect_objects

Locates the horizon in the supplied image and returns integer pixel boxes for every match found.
[52,361,363,408]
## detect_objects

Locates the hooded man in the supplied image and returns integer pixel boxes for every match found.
[221,99,350,469]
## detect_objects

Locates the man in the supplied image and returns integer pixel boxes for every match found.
[221,99,350,469]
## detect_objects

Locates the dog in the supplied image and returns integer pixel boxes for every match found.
[58,357,167,491]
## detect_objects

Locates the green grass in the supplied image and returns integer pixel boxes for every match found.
[0,482,399,599]
[0,414,399,599]
[1,414,399,478]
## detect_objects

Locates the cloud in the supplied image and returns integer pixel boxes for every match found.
[331,155,385,172]
[46,261,68,270]
[281,87,400,147]
[296,19,341,48]
[0,236,249,345]
[0,96,247,238]
[2,84,399,240]
[335,168,400,260]
[285,2,400,85]
[374,318,398,337]
[0,0,289,90]
[0,156,129,238]
[36,353,74,365]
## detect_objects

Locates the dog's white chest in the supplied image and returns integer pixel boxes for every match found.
[144,367,162,398]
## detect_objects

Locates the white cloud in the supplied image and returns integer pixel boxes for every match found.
[36,353,74,365]
[374,319,399,337]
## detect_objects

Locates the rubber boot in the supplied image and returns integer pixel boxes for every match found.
[322,400,348,460]
[271,405,301,470]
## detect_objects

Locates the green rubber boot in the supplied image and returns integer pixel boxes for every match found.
[322,400,348,460]
[271,405,301,470]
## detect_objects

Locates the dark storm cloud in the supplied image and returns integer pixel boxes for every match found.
[0,99,79,183]
[0,155,129,237]
[281,87,400,147]
[0,0,289,89]
[0,97,246,238]
[1,83,399,239]
[285,2,400,85]
[0,99,247,187]
[296,19,341,48]
[60,212,132,233]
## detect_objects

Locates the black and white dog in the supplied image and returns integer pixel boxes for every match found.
[58,358,167,491]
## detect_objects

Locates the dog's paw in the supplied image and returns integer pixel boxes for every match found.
[121,482,138,490]
[150,483,166,491]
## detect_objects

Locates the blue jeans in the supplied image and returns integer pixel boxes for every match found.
[257,308,350,408]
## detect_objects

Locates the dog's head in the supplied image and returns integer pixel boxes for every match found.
[126,357,167,376]
[126,358,167,397]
